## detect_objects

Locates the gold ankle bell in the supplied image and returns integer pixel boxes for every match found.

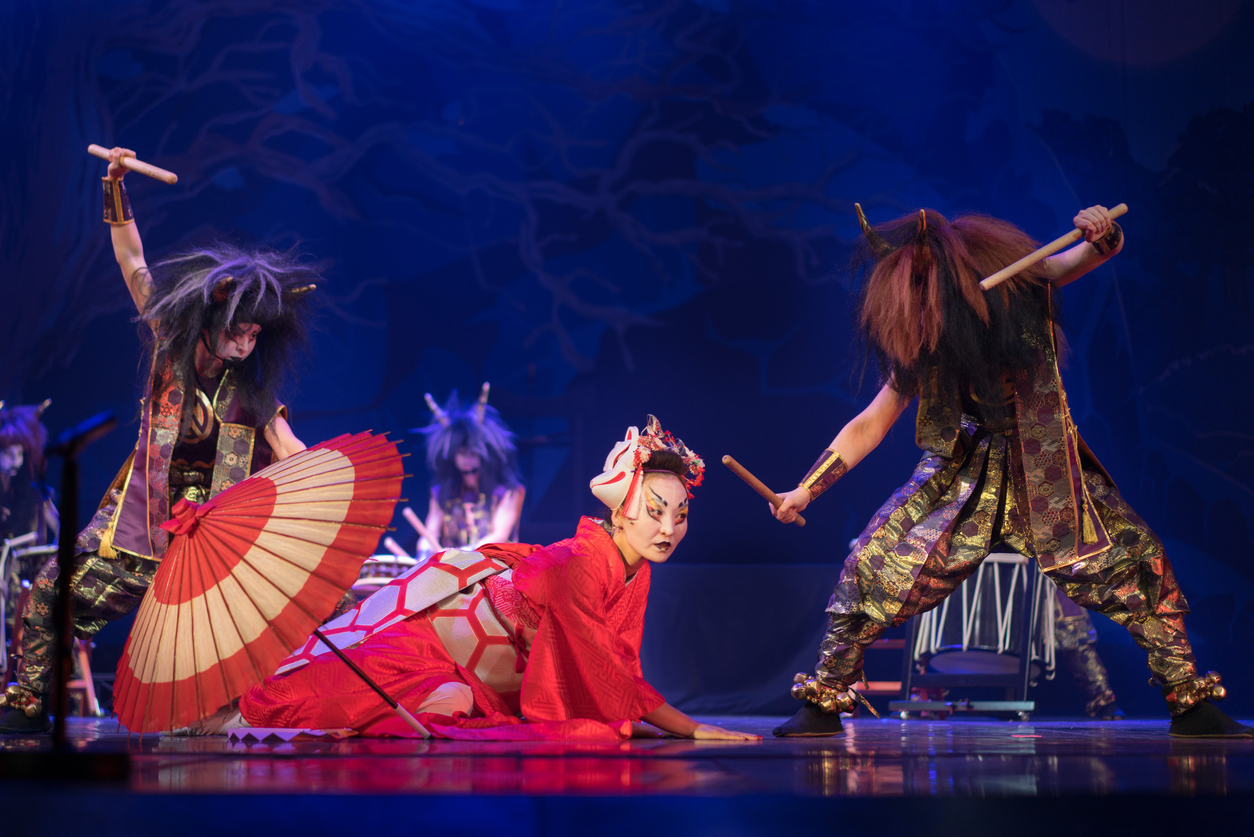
[0,684,42,718]
[1161,671,1227,715]
[791,673,858,715]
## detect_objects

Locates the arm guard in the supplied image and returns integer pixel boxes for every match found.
[799,449,848,501]
[103,177,134,225]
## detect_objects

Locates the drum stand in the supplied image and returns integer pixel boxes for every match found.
[889,553,1039,720]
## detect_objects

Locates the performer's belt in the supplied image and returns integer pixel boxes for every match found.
[169,468,212,504]
[962,413,1017,436]
[169,469,210,487]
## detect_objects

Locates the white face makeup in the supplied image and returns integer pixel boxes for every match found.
[613,471,689,567]
[0,444,24,477]
[211,323,262,363]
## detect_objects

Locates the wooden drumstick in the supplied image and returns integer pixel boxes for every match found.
[980,203,1127,291]
[401,506,441,551]
[722,455,806,527]
[87,144,179,185]
[381,537,411,559]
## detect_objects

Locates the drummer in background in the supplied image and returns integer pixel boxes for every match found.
[413,384,524,555]
[1,401,59,662]
[0,401,58,549]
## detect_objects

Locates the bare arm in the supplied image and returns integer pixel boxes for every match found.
[772,381,912,523]
[421,493,444,553]
[641,702,760,741]
[1043,204,1124,288]
[263,415,306,461]
[823,382,911,470]
[470,487,523,547]
[105,148,153,314]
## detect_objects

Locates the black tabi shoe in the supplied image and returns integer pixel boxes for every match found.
[773,703,845,738]
[1168,700,1254,739]
[0,706,52,735]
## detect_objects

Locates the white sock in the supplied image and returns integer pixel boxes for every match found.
[416,681,473,717]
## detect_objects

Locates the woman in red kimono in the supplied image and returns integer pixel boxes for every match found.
[239,416,759,741]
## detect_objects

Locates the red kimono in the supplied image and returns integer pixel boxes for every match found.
[240,518,665,740]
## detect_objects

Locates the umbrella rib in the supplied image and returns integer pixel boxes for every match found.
[181,526,203,727]
[218,573,269,689]
[115,594,150,728]
[222,528,325,678]
[228,553,300,684]
[193,513,396,531]
[227,522,382,653]
[255,473,403,493]
[186,522,225,725]
[244,527,381,579]
[204,520,254,716]
[200,519,276,694]
[210,505,399,521]
[124,562,170,730]
[259,455,391,485]
[163,531,194,732]
[232,535,347,626]
[265,448,398,473]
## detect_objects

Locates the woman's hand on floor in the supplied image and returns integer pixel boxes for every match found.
[690,723,761,741]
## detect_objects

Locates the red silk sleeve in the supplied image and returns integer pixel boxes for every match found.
[513,520,664,723]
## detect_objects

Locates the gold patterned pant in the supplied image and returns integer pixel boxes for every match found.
[7,484,161,702]
[3,543,51,646]
[813,430,1196,709]
[9,546,160,700]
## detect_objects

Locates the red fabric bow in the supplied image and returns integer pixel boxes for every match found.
[160,497,211,536]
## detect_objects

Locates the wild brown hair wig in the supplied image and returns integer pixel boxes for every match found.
[854,209,1059,414]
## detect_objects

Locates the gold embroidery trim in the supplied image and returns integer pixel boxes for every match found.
[1040,294,1111,569]
[799,449,848,500]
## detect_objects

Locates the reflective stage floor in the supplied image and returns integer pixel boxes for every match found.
[3,716,1254,836]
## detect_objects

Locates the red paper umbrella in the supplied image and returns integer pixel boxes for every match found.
[112,431,404,733]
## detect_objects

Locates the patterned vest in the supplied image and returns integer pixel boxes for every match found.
[913,304,1114,571]
[100,352,284,560]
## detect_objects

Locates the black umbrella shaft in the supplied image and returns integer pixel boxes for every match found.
[310,628,400,710]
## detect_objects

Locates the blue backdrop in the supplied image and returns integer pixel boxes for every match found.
[3,0,1252,718]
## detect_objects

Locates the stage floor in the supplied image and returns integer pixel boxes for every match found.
[4,716,1254,836]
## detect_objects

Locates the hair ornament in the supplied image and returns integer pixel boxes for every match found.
[590,415,704,514]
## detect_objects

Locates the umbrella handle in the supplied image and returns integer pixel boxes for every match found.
[393,704,431,738]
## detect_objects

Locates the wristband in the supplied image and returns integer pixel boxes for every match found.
[103,177,134,225]
[1090,222,1122,256]
[799,448,848,501]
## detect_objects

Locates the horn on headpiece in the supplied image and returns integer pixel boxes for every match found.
[855,203,892,258]
[212,276,235,304]
[475,382,490,423]
[424,393,450,427]
[918,209,927,238]
[288,284,317,300]
[36,399,51,418]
